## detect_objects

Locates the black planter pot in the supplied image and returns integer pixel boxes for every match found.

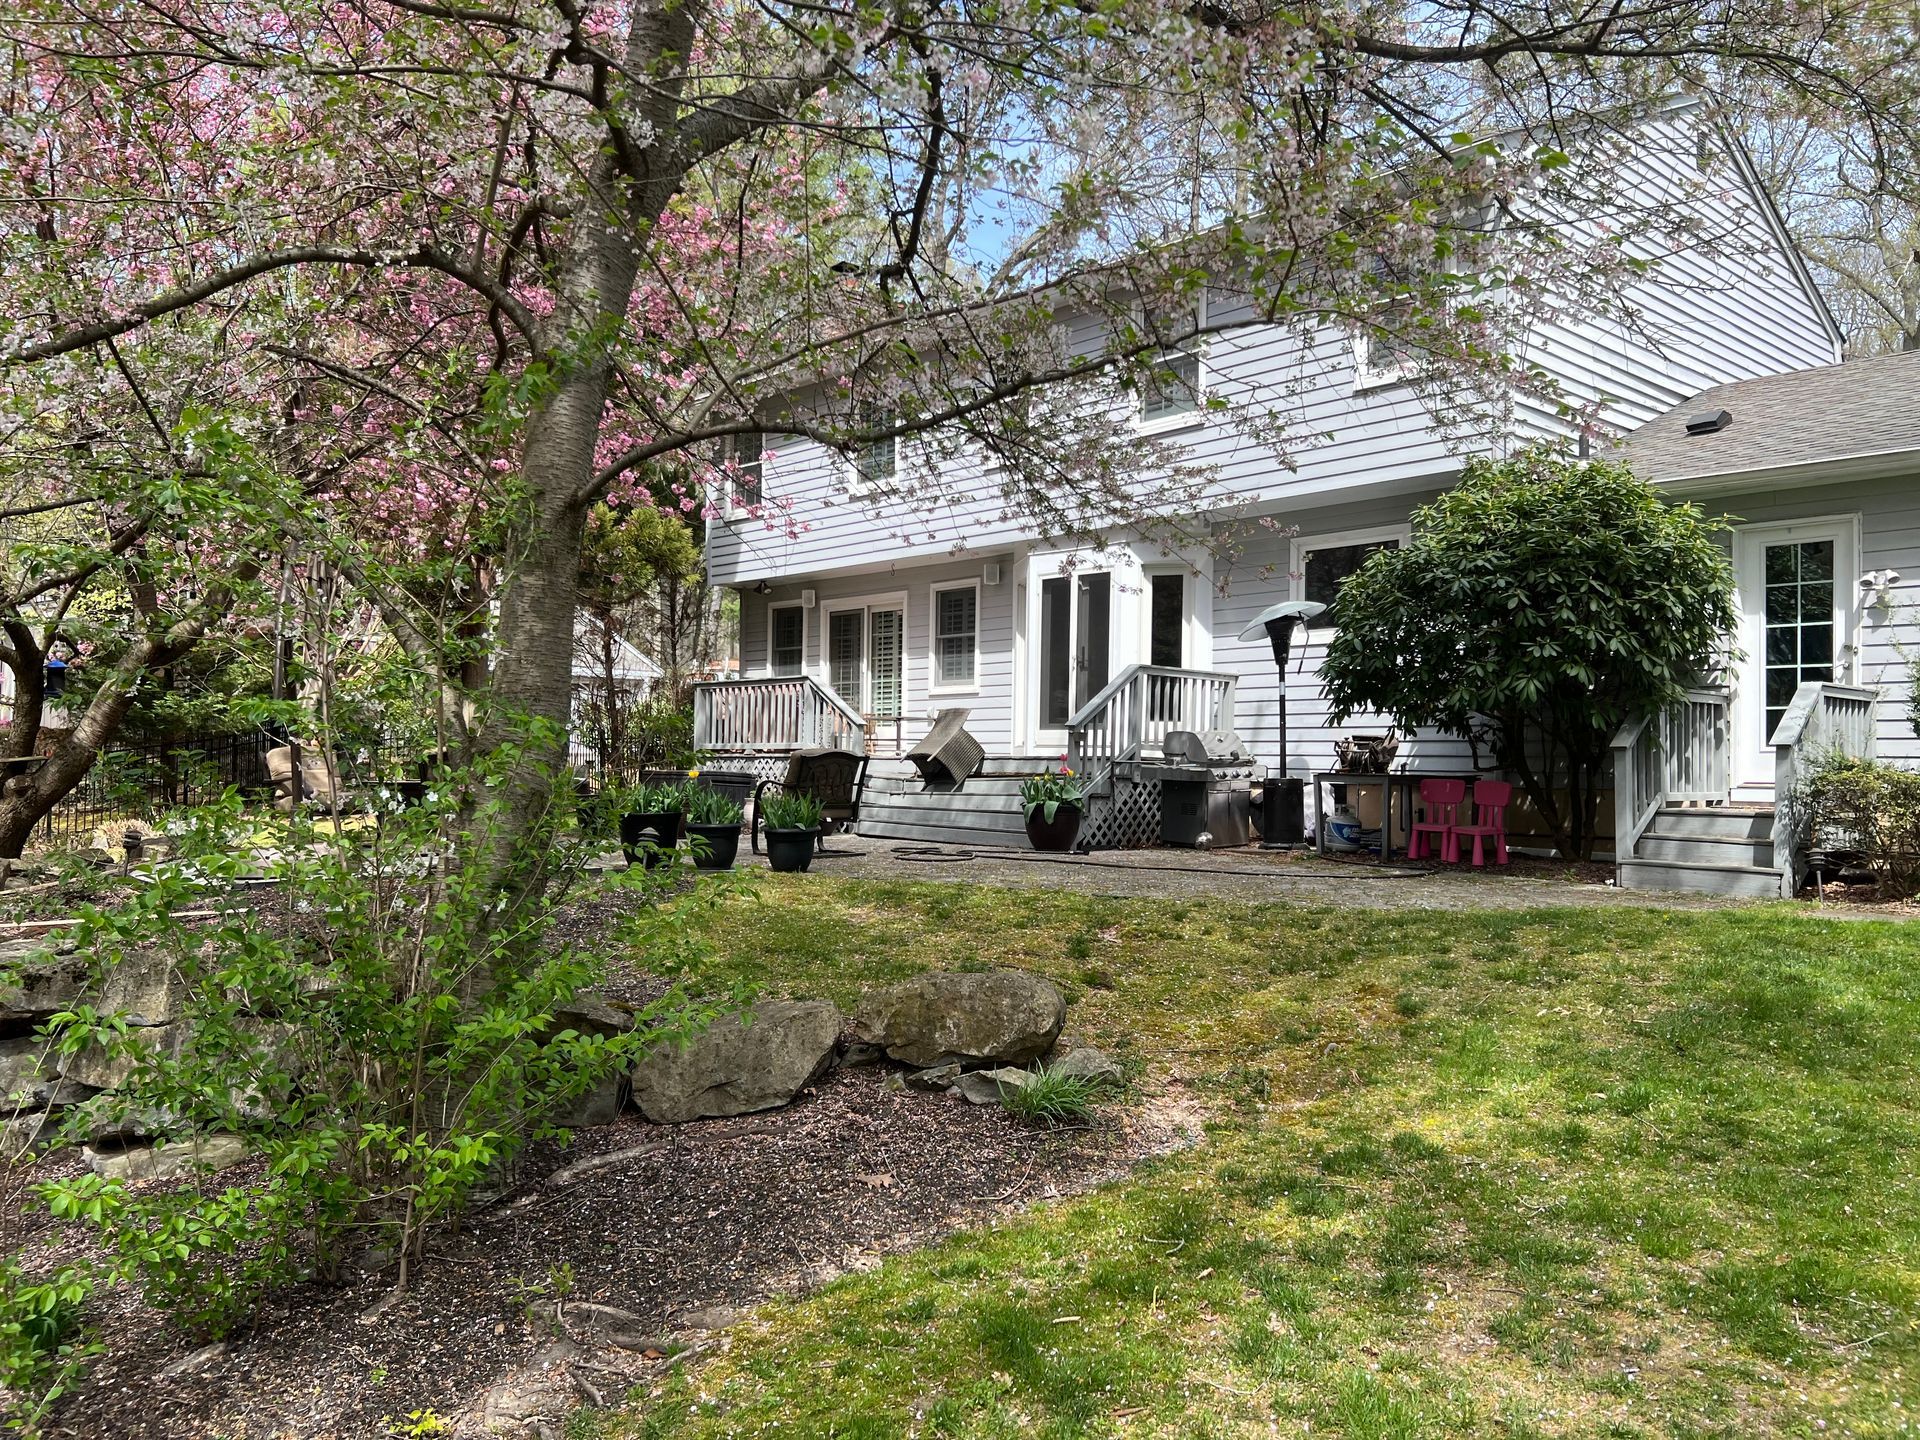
[620,809,683,867]
[1024,803,1082,852]
[687,822,742,871]
[764,826,819,873]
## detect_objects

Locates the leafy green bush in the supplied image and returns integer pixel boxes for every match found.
[1796,753,1920,894]
[0,1257,98,1430]
[760,791,824,831]
[1321,451,1737,859]
[19,732,734,1347]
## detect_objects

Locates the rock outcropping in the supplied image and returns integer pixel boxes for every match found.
[851,970,1066,1068]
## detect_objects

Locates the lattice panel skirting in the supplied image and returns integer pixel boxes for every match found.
[1082,776,1162,850]
[707,753,789,786]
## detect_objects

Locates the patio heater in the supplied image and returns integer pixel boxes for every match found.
[1237,600,1325,848]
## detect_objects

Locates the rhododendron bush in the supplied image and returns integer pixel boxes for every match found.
[0,0,1911,880]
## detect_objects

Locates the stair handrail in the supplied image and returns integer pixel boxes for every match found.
[1065,664,1238,786]
[1610,684,1731,865]
[1770,680,1878,898]
[692,675,865,753]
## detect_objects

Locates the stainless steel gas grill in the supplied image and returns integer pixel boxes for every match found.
[1145,729,1258,848]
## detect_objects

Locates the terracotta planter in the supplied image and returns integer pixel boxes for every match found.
[764,826,819,873]
[620,809,682,868]
[687,822,742,871]
[1024,803,1082,852]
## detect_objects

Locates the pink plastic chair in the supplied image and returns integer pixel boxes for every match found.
[1408,779,1466,862]
[1454,781,1512,866]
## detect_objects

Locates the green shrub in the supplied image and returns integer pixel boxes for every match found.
[999,1069,1105,1128]
[1796,753,1920,894]
[761,791,824,831]
[0,1257,99,1430]
[17,731,735,1346]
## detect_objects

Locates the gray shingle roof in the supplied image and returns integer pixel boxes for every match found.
[1619,348,1920,483]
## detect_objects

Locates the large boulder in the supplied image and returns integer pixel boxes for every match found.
[61,1024,185,1091]
[83,1132,249,1183]
[851,971,1067,1068]
[98,950,186,1026]
[0,944,88,1039]
[630,1000,840,1124]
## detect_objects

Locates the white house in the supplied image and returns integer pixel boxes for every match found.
[694,103,1903,896]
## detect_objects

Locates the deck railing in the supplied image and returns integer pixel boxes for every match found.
[1066,665,1238,783]
[1610,685,1731,861]
[692,676,864,754]
[1771,680,1878,897]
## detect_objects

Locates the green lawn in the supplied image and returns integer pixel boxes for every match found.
[598,877,1920,1439]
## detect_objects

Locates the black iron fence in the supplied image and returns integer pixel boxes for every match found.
[26,732,276,848]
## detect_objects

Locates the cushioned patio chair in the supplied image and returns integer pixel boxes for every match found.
[751,747,869,855]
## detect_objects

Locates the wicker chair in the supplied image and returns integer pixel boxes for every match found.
[751,748,869,855]
[905,708,985,787]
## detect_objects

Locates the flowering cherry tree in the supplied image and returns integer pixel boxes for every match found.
[0,0,1912,892]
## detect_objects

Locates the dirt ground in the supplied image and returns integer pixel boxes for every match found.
[12,1066,1193,1440]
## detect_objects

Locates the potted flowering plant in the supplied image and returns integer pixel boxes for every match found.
[760,790,824,873]
[1020,761,1085,852]
[685,783,745,871]
[620,778,689,867]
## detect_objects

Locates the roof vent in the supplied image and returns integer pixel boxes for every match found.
[1685,409,1733,436]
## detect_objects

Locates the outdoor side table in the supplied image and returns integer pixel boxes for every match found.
[1311,771,1402,863]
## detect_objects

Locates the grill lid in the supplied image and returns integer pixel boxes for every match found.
[1161,729,1254,767]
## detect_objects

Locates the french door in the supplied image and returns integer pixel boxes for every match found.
[825,603,904,721]
[1731,519,1856,792]
[1036,570,1112,743]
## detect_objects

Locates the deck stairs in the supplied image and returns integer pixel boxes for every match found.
[1610,680,1877,900]
[853,759,1033,849]
[1614,804,1781,898]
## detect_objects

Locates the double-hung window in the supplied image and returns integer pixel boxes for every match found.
[851,405,898,496]
[931,582,979,691]
[1295,531,1406,627]
[721,429,764,512]
[1137,297,1205,428]
[769,604,804,676]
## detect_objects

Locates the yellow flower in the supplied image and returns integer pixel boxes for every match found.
[687,768,701,779]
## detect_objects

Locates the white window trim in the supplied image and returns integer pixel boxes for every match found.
[719,430,767,519]
[928,579,983,695]
[844,415,904,500]
[1141,565,1195,670]
[1289,524,1412,629]
[820,590,911,715]
[1350,299,1423,393]
[1132,294,1210,436]
[766,601,806,678]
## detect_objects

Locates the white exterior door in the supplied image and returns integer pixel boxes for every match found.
[1032,570,1112,750]
[1730,518,1859,794]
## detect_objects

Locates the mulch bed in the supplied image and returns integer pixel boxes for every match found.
[17,1065,1186,1440]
